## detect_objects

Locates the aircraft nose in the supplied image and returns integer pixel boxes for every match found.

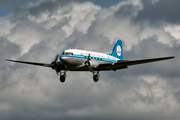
[60,55,65,62]
[60,55,63,61]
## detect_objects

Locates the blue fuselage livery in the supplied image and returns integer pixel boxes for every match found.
[6,39,174,83]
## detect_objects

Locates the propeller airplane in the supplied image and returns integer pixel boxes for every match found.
[6,39,175,82]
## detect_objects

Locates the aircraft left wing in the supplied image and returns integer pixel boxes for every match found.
[99,56,175,70]
[6,55,60,75]
[5,59,52,67]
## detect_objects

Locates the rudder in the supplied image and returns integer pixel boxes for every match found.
[109,39,123,60]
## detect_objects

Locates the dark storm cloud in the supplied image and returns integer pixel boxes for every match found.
[27,0,72,17]
[174,90,180,101]
[129,36,178,77]
[106,36,179,81]
[0,38,21,68]
[135,0,180,24]
[0,0,10,2]
[0,0,29,2]
[11,0,72,22]
[114,3,139,19]
[0,38,21,98]
[1,0,180,120]
[0,0,23,2]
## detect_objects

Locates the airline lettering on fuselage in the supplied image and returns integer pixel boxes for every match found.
[117,46,121,56]
[80,52,105,58]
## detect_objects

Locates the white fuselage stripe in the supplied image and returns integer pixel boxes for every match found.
[60,49,120,66]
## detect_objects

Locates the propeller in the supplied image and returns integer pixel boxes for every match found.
[51,54,59,75]
[85,53,94,74]
[76,53,95,74]
[76,53,91,68]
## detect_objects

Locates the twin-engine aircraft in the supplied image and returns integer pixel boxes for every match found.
[6,39,174,82]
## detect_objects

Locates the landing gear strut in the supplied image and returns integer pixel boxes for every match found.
[60,71,67,83]
[93,72,100,82]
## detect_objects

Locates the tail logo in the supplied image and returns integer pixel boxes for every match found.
[117,45,121,56]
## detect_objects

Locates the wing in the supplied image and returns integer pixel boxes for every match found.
[5,59,52,67]
[99,56,175,70]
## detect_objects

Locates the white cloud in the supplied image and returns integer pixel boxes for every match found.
[61,1,101,36]
[0,0,179,120]
[164,24,180,41]
[0,16,16,37]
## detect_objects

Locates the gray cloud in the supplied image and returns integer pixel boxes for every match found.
[135,0,180,25]
[11,0,72,23]
[27,0,72,17]
[114,3,139,19]
[0,0,180,120]
[0,38,20,66]
[123,36,179,78]
[0,0,11,3]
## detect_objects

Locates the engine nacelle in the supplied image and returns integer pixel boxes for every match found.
[87,59,99,68]
[51,61,66,72]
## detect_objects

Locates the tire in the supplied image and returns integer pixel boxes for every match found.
[60,75,66,82]
[93,74,99,82]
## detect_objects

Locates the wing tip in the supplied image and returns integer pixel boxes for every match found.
[5,59,12,61]
[5,59,18,62]
[168,56,175,59]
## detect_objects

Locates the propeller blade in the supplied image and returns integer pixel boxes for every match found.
[85,53,95,74]
[54,54,59,63]
[87,53,91,62]
[55,69,59,75]
[87,65,95,74]
[52,54,59,75]
[76,64,86,68]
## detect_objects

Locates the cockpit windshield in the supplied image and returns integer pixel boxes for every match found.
[62,52,73,55]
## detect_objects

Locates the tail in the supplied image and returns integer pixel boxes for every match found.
[108,39,123,60]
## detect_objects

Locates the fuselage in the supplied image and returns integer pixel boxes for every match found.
[60,49,119,67]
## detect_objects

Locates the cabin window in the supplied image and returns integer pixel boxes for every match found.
[63,52,73,55]
[97,58,99,60]
[100,58,102,60]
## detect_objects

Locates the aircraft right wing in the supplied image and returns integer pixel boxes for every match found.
[99,56,175,70]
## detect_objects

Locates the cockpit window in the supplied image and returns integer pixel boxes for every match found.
[63,52,73,55]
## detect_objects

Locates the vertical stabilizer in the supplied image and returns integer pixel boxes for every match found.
[109,39,123,60]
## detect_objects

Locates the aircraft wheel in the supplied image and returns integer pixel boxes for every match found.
[93,74,99,82]
[60,75,66,83]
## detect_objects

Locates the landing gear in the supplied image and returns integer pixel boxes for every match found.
[93,72,100,82]
[60,75,66,82]
[60,71,66,83]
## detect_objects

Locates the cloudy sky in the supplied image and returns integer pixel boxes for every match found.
[0,0,180,120]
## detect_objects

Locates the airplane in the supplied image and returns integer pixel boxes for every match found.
[5,39,174,83]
